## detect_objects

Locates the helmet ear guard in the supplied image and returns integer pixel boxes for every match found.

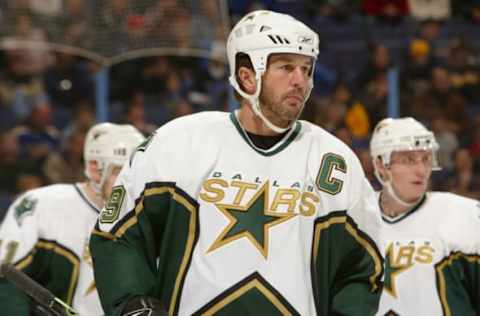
[84,123,145,194]
[227,10,319,133]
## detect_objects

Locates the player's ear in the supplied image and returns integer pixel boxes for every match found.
[374,158,390,182]
[238,66,257,94]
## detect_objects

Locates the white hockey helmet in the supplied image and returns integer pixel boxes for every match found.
[370,117,440,170]
[84,123,145,193]
[227,10,319,133]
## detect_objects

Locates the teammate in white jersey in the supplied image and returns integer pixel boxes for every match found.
[0,123,145,315]
[90,10,384,316]
[370,117,480,316]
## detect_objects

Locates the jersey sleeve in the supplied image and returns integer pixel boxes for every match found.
[436,196,480,315]
[333,174,384,315]
[90,127,191,316]
[312,151,384,316]
[0,193,43,315]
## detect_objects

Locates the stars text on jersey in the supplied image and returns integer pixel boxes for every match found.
[200,173,320,258]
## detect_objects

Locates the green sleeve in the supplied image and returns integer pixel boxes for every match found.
[435,253,480,315]
[91,183,199,316]
[90,219,158,316]
[312,211,383,315]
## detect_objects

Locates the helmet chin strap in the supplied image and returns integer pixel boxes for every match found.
[375,168,422,208]
[85,164,111,201]
[87,178,103,199]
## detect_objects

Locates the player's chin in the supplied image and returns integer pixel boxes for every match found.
[406,188,426,202]
[282,108,300,122]
[285,97,304,108]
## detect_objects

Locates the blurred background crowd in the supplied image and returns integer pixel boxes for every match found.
[1,0,480,216]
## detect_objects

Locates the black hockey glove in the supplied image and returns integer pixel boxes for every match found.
[121,296,168,316]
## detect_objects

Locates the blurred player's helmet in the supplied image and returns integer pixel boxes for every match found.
[84,123,145,193]
[370,117,440,170]
[227,10,319,133]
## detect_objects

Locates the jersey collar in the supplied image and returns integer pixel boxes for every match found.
[74,183,101,214]
[229,111,301,156]
[380,192,427,224]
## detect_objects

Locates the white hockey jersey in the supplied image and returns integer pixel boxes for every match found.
[377,191,480,316]
[0,183,103,316]
[92,111,384,316]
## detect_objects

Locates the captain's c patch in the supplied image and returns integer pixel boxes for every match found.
[100,185,126,224]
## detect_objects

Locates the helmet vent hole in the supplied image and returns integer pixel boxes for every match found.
[259,25,271,32]
[268,35,278,44]
[267,35,290,45]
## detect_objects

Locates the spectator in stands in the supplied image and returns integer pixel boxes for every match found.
[310,81,370,147]
[446,148,480,198]
[430,115,459,171]
[43,53,95,109]
[417,19,449,61]
[429,115,459,190]
[8,14,52,73]
[144,0,192,49]
[15,174,44,195]
[61,99,95,140]
[333,124,354,148]
[362,0,409,24]
[410,66,469,136]
[16,101,60,173]
[355,42,391,93]
[0,129,39,197]
[308,0,361,22]
[42,127,86,185]
[355,43,392,127]
[61,0,92,48]
[400,38,437,98]
[161,69,193,119]
[188,41,230,112]
[333,81,371,140]
[0,49,47,122]
[123,91,157,136]
[310,93,346,132]
[452,1,480,23]
[446,37,480,104]
[191,0,225,48]
[356,147,381,190]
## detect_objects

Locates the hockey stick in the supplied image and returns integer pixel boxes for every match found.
[0,263,79,316]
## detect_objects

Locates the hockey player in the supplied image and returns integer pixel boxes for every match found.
[90,10,384,316]
[0,123,145,315]
[370,117,480,315]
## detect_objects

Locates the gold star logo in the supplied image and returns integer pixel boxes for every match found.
[208,181,296,259]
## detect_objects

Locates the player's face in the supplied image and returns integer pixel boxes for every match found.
[388,150,433,203]
[102,165,122,201]
[260,53,313,128]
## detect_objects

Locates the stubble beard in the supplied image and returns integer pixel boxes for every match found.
[259,95,302,128]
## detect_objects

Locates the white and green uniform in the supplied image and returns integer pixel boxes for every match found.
[0,184,103,316]
[377,192,480,316]
[91,111,384,316]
